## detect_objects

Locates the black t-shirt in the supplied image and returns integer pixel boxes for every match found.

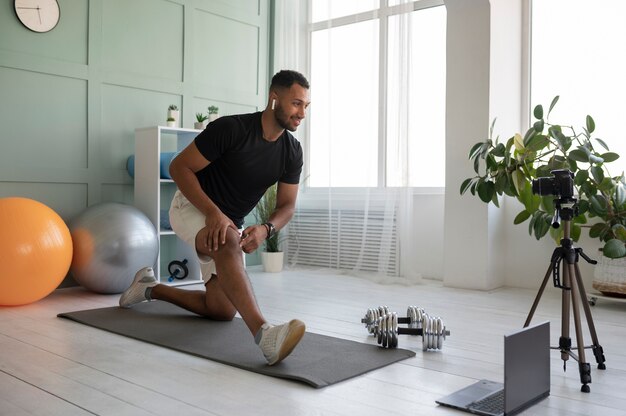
[194,112,303,228]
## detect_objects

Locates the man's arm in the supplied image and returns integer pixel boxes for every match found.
[240,182,299,254]
[169,142,237,250]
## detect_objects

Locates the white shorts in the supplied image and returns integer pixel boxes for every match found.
[169,190,245,283]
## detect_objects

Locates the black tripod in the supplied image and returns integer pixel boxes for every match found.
[524,198,606,393]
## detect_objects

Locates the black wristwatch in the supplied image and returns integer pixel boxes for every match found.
[263,222,276,239]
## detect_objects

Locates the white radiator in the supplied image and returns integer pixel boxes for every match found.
[286,207,399,276]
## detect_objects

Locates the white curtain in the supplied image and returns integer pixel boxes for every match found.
[274,0,422,285]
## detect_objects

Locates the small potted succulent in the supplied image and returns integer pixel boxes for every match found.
[208,105,219,122]
[254,183,284,272]
[167,105,179,127]
[194,112,208,130]
[166,116,176,128]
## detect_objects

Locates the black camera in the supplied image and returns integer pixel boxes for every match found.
[531,169,575,199]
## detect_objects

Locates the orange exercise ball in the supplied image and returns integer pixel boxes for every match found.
[0,197,73,306]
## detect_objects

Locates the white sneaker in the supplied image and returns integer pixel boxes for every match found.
[119,267,158,308]
[258,319,306,365]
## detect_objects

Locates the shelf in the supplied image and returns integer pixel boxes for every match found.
[135,126,202,286]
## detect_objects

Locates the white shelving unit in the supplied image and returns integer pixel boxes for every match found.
[134,126,202,286]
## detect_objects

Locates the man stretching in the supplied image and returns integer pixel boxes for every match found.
[120,70,311,365]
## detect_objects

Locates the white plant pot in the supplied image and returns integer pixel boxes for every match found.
[194,121,207,130]
[592,255,626,296]
[261,251,284,273]
[166,121,176,127]
[167,109,180,127]
[209,113,219,122]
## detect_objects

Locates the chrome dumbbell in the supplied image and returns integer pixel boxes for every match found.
[373,312,450,350]
[361,305,428,333]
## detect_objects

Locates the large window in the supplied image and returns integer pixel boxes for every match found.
[308,1,446,187]
[531,0,626,169]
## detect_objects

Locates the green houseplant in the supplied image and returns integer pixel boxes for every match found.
[194,112,208,130]
[208,105,219,122]
[254,183,283,272]
[460,96,625,260]
[167,104,179,127]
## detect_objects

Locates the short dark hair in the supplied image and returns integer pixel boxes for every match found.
[270,70,310,91]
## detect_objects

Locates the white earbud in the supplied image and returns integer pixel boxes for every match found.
[271,99,276,110]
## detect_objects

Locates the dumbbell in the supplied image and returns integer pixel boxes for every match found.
[361,305,428,333]
[372,311,450,350]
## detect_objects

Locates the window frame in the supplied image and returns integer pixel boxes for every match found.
[305,0,445,189]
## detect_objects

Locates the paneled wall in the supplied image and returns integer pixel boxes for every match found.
[0,0,270,284]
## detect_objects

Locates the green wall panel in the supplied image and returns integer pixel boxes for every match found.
[0,182,87,220]
[194,10,259,95]
[0,0,89,65]
[101,83,182,169]
[101,183,134,205]
[0,66,87,169]
[102,0,184,81]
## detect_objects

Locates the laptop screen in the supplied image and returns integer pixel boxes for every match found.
[504,321,550,413]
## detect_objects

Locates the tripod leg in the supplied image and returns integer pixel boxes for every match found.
[574,263,606,370]
[524,264,553,328]
[560,262,572,367]
[568,262,592,393]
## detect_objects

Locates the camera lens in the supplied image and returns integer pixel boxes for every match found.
[531,177,554,196]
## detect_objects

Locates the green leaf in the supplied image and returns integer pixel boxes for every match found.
[523,127,537,146]
[491,143,506,157]
[613,224,626,240]
[533,104,544,120]
[514,210,531,224]
[541,196,556,211]
[595,138,610,151]
[460,178,473,195]
[486,154,498,172]
[511,170,525,196]
[616,183,626,207]
[477,180,495,203]
[473,155,480,174]
[574,170,589,186]
[495,173,507,194]
[526,134,550,152]
[571,223,582,241]
[600,152,619,163]
[586,115,595,134]
[589,195,608,216]
[568,149,589,162]
[589,223,608,239]
[602,239,626,259]
[591,166,605,183]
[489,118,497,140]
[491,189,500,207]
[534,212,551,239]
[548,95,560,116]
[469,142,484,159]
[533,119,544,133]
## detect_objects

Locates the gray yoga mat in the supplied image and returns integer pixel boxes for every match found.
[58,301,415,388]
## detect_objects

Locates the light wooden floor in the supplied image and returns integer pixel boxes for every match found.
[1,267,626,416]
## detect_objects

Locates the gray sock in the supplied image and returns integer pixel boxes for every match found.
[145,286,153,300]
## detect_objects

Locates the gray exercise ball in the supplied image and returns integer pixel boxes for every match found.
[69,202,158,294]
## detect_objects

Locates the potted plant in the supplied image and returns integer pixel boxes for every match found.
[255,183,283,272]
[194,112,208,130]
[167,105,179,127]
[460,96,625,293]
[166,116,176,128]
[208,105,219,122]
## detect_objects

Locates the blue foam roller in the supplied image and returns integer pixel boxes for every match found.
[160,152,178,179]
[126,155,135,178]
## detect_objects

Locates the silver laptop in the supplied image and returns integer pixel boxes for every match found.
[436,321,550,416]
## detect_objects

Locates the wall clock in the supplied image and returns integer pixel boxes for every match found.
[14,0,60,33]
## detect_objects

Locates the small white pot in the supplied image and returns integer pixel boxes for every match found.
[194,121,207,130]
[261,251,284,273]
[167,109,180,127]
[209,113,219,122]
[166,121,176,127]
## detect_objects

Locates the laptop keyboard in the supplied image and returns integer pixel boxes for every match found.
[470,390,504,414]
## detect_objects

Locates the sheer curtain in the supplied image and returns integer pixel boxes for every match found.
[274,0,424,285]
